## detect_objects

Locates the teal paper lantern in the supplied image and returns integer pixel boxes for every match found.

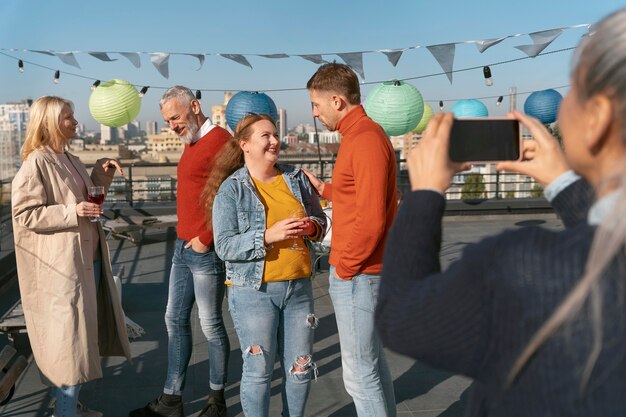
[451,99,488,118]
[412,103,434,134]
[89,79,141,127]
[365,80,424,136]
[524,89,563,124]
[226,91,278,131]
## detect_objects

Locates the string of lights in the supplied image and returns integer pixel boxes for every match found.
[0,46,575,102]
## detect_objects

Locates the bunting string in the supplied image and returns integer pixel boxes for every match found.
[0,45,576,98]
[0,23,590,81]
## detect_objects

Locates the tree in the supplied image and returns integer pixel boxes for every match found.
[530,184,544,198]
[462,173,485,199]
[547,122,562,147]
[504,191,515,199]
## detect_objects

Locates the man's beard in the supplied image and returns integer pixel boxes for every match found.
[178,117,199,144]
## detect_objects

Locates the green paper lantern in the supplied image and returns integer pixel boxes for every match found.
[365,80,424,137]
[89,79,141,127]
[412,103,434,134]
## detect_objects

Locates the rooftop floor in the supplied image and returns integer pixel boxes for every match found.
[0,213,564,417]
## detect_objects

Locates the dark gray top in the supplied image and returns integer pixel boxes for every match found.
[376,180,626,416]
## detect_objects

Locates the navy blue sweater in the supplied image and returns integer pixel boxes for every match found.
[376,180,626,416]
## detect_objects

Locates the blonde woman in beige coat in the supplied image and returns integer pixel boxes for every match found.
[11,96,131,417]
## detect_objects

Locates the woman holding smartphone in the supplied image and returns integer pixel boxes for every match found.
[11,96,130,417]
[377,7,626,416]
[205,114,326,417]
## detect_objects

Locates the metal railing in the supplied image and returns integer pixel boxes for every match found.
[0,160,544,210]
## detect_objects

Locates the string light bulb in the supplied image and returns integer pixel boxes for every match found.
[496,96,504,106]
[195,90,202,100]
[483,66,493,86]
[53,70,60,84]
[91,80,101,91]
[439,100,444,112]
[18,60,24,73]
[139,86,149,97]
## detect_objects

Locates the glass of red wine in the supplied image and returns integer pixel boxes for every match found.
[87,186,105,223]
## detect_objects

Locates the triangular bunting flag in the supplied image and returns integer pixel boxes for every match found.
[184,54,205,70]
[382,50,404,67]
[259,53,290,58]
[475,37,507,53]
[54,52,81,69]
[337,52,365,79]
[220,54,253,69]
[299,55,328,65]
[529,28,564,44]
[514,29,563,57]
[119,52,141,68]
[150,52,170,78]
[426,43,456,83]
[88,52,117,62]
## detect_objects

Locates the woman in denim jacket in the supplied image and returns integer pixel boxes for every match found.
[205,114,326,417]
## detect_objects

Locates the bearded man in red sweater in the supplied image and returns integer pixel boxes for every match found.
[304,64,398,416]
[130,86,231,417]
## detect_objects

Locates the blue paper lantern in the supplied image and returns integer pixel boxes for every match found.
[226,91,278,131]
[364,80,424,137]
[451,99,488,118]
[524,89,563,124]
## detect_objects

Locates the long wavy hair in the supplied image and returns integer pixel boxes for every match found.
[508,7,626,389]
[21,96,73,161]
[203,113,277,227]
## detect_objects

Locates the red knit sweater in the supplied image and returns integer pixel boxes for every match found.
[176,126,231,246]
[321,106,397,279]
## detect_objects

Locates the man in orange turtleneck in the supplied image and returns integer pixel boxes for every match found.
[304,63,398,417]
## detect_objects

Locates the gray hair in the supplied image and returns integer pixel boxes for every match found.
[159,85,196,109]
[575,9,626,144]
[508,7,626,388]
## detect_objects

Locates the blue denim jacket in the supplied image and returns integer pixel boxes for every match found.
[213,164,327,290]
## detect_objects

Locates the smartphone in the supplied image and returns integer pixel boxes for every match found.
[448,118,521,163]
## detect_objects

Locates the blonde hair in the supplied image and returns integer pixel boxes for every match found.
[203,113,277,227]
[508,7,626,388]
[21,96,73,161]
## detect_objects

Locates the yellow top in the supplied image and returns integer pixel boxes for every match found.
[251,173,312,282]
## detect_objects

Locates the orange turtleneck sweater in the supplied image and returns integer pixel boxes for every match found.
[321,105,397,279]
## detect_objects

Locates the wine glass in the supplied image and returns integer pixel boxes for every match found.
[87,186,105,223]
[288,207,306,250]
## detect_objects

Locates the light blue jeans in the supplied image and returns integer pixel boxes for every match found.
[54,261,102,417]
[54,384,81,417]
[228,278,317,417]
[329,266,396,417]
[164,239,230,394]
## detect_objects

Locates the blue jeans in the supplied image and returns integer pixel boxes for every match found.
[54,384,80,417]
[164,239,229,394]
[329,266,396,417]
[228,278,317,417]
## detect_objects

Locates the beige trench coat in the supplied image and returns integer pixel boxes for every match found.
[11,147,131,387]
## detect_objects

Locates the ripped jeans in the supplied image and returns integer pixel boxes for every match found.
[228,278,317,417]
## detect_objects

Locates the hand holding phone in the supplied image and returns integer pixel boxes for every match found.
[448,118,522,163]
[496,111,570,186]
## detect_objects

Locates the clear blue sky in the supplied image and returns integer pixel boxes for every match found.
[0,0,623,131]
